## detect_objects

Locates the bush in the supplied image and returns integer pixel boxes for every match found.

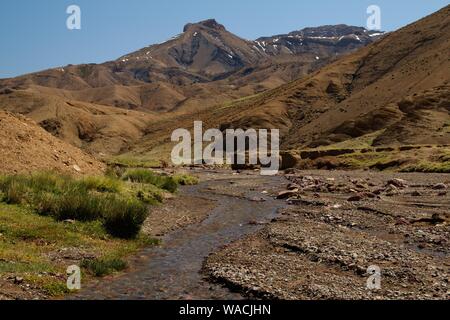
[122,169,178,193]
[105,165,126,179]
[173,174,199,186]
[80,176,122,193]
[81,258,128,277]
[161,177,178,193]
[37,190,105,222]
[132,184,164,204]
[0,173,150,239]
[103,196,149,239]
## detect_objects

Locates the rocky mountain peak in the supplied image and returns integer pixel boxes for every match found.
[183,19,226,32]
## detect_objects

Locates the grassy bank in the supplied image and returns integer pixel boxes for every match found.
[297,145,450,173]
[0,169,198,298]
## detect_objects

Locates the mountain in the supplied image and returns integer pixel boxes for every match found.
[0,20,380,155]
[255,24,382,56]
[0,20,379,111]
[129,5,449,168]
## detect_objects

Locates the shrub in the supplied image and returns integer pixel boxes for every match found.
[102,196,149,239]
[80,176,122,193]
[0,173,150,239]
[81,258,128,277]
[2,179,30,204]
[173,174,199,186]
[40,190,105,222]
[132,184,164,204]
[122,169,178,193]
[105,165,126,179]
[161,177,178,193]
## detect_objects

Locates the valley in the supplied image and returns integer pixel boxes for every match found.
[0,3,449,302]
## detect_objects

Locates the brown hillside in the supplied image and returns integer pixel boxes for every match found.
[0,111,105,175]
[0,90,156,155]
[206,5,450,150]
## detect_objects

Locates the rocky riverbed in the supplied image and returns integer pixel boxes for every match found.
[204,170,449,300]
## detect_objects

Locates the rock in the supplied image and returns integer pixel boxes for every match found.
[280,151,301,170]
[288,198,326,206]
[248,220,266,226]
[432,183,447,190]
[395,217,410,225]
[411,191,422,197]
[276,190,298,199]
[373,188,384,195]
[73,164,81,172]
[347,194,363,202]
[438,191,447,196]
[385,184,399,196]
[63,219,76,224]
[287,183,300,190]
[431,214,445,224]
[13,276,24,285]
[387,178,408,188]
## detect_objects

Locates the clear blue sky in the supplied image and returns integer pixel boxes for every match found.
[1,0,448,78]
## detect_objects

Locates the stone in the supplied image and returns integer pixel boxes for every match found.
[432,183,447,190]
[280,151,301,170]
[347,194,363,202]
[276,190,298,199]
[287,183,300,190]
[13,276,24,285]
[387,178,408,188]
[395,217,410,225]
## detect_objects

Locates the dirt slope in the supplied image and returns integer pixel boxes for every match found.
[0,90,156,155]
[0,111,105,175]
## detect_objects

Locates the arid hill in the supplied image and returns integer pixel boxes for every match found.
[0,111,105,175]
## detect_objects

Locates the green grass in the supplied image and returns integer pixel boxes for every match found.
[0,172,153,239]
[401,149,450,173]
[102,197,148,239]
[311,130,386,151]
[81,258,128,277]
[80,176,123,193]
[0,203,156,297]
[0,169,196,297]
[336,151,396,169]
[173,174,199,186]
[402,162,450,173]
[122,169,179,193]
